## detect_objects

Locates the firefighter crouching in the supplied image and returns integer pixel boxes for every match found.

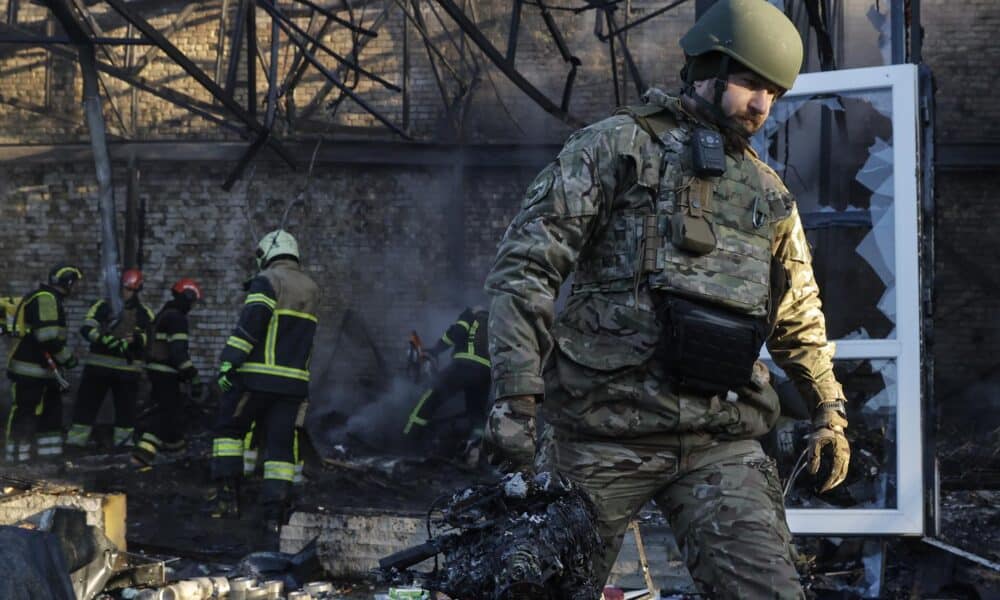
[403,306,492,459]
[4,265,83,461]
[208,229,319,523]
[66,268,154,450]
[131,278,204,468]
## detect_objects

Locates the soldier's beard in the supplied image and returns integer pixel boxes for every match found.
[726,111,766,138]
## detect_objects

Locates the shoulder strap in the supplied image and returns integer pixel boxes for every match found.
[614,104,678,144]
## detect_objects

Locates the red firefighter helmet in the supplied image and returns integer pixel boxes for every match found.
[121,268,144,291]
[171,278,203,301]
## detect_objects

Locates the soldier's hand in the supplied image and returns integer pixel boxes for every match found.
[484,395,537,471]
[807,402,850,493]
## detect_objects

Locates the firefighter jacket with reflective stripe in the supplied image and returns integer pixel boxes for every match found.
[80,297,155,376]
[7,285,72,380]
[145,301,196,379]
[220,259,319,397]
[432,308,490,368]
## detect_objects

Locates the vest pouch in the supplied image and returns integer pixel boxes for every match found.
[670,212,716,255]
[655,294,768,395]
[551,295,659,398]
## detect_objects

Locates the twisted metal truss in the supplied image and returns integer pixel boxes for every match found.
[0,0,697,186]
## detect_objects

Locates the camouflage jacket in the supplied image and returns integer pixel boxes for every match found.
[486,90,844,437]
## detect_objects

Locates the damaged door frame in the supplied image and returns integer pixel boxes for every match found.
[762,64,923,536]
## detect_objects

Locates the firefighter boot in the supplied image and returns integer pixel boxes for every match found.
[207,478,241,519]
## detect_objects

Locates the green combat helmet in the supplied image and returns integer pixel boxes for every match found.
[680,0,803,91]
[255,229,299,269]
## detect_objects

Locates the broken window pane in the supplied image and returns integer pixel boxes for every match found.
[764,358,897,509]
[786,0,895,72]
[752,88,896,339]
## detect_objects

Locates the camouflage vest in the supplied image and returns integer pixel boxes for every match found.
[573,103,791,318]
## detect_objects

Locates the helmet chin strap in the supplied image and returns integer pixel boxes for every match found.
[683,54,733,129]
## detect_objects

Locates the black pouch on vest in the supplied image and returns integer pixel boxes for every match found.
[655,295,769,394]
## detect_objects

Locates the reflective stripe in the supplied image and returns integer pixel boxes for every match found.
[155,333,170,340]
[213,437,244,458]
[37,434,62,446]
[66,424,92,446]
[403,389,433,434]
[8,359,53,378]
[265,313,279,366]
[85,353,142,372]
[83,318,101,330]
[455,320,471,330]
[441,332,454,346]
[37,433,63,456]
[146,362,178,373]
[275,308,318,323]
[454,352,491,368]
[167,333,189,342]
[294,462,305,485]
[238,362,309,381]
[34,325,65,342]
[243,449,259,475]
[137,440,158,455]
[226,336,254,354]
[114,427,134,446]
[263,460,296,482]
[141,432,162,446]
[245,293,277,309]
[177,360,194,372]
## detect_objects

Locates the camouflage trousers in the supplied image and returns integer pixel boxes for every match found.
[549,429,803,600]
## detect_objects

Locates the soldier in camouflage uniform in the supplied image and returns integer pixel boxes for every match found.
[484,1,851,597]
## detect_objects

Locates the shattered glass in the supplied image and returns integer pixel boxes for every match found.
[764,358,897,509]
[752,88,896,339]
[787,0,896,72]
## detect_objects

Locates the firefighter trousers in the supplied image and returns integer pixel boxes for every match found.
[134,371,186,461]
[68,366,138,446]
[5,378,64,460]
[211,384,302,505]
[403,358,491,437]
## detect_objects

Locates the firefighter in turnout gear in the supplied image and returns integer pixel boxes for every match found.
[5,265,82,461]
[403,307,491,456]
[132,278,203,468]
[484,1,849,597]
[67,269,154,449]
[209,230,319,522]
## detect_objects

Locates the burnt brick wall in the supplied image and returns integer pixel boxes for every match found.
[922,0,1000,439]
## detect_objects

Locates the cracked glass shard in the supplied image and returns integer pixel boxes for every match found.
[755,88,896,339]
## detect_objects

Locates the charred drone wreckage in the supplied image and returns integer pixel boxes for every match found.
[378,471,603,600]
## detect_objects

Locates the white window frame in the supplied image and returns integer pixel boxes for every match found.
[763,64,923,535]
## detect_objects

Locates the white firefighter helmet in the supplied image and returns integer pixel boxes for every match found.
[256,229,299,268]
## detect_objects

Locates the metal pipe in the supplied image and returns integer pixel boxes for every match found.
[81,45,123,315]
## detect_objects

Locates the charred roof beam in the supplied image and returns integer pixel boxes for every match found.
[431,0,584,128]
[256,0,409,139]
[102,0,297,173]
